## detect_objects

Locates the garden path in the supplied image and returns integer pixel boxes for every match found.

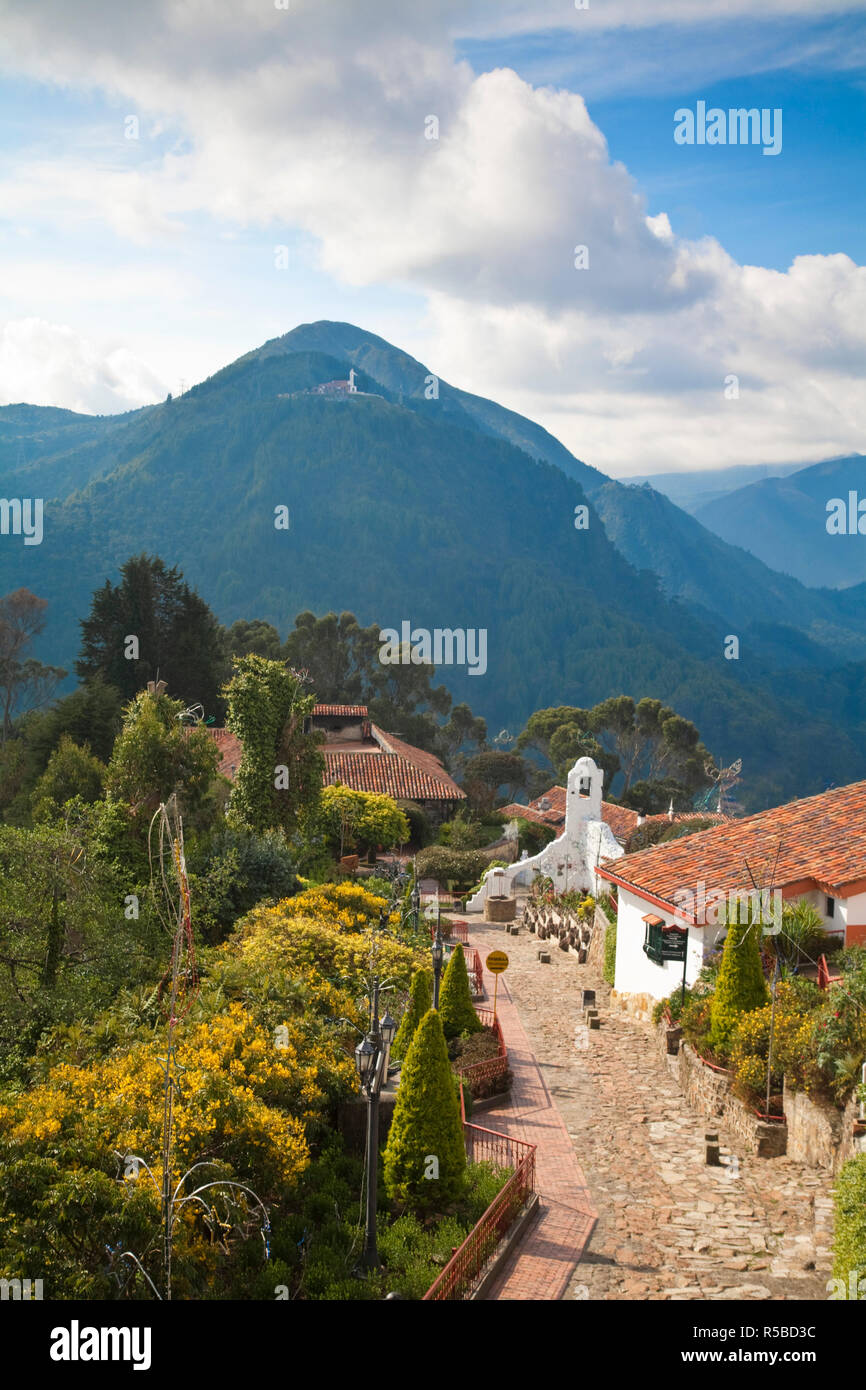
[457,916,835,1302]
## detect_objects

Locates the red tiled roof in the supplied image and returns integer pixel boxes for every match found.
[500,786,728,845]
[313,704,368,717]
[324,751,464,802]
[205,722,464,804]
[205,727,244,780]
[599,778,866,907]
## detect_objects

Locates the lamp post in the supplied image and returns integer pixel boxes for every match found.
[410,880,421,934]
[354,977,396,1271]
[432,909,445,1010]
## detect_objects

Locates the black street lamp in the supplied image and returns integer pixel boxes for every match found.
[432,908,445,1010]
[354,977,396,1271]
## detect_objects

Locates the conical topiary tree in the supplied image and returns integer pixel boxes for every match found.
[392,969,432,1061]
[708,903,769,1058]
[383,1008,466,1209]
[438,944,483,1040]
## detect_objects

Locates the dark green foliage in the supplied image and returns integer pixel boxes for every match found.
[603,915,617,986]
[76,554,229,717]
[187,826,299,943]
[383,1008,466,1208]
[831,1155,866,1298]
[397,799,432,848]
[223,655,323,837]
[30,735,105,819]
[392,969,432,1061]
[415,845,489,887]
[438,946,483,1041]
[708,908,769,1058]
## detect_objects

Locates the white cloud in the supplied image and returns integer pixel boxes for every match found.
[0,0,864,471]
[0,318,167,413]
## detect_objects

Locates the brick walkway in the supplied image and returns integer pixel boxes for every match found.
[463,932,596,1300]
[462,916,834,1303]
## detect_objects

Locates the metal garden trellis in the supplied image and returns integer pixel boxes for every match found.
[107,795,271,1301]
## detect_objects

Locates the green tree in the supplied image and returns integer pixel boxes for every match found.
[708,905,770,1057]
[105,688,220,832]
[30,735,105,820]
[0,589,67,743]
[226,619,283,660]
[438,945,483,1040]
[383,1008,466,1209]
[831,1155,866,1299]
[224,655,323,837]
[392,969,432,1061]
[76,555,229,716]
[462,750,532,812]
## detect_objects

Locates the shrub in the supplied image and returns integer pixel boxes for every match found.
[397,801,432,849]
[603,916,617,987]
[707,907,769,1058]
[438,946,483,1041]
[728,984,817,1104]
[415,846,489,889]
[831,1155,866,1299]
[383,1009,466,1209]
[392,969,432,1061]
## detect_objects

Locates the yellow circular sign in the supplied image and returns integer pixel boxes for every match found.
[486,951,509,974]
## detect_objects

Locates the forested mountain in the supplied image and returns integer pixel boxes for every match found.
[625,461,807,513]
[2,322,865,810]
[694,455,866,589]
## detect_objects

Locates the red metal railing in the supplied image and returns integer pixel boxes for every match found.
[430,920,469,944]
[423,1091,536,1301]
[817,954,842,990]
[452,1008,509,1092]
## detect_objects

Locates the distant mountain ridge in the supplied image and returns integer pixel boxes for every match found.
[2,320,865,810]
[694,455,866,589]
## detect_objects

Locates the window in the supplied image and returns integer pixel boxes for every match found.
[643,915,666,964]
[826,896,836,919]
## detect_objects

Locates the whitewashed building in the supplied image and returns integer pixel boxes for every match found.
[597,777,866,1005]
[467,756,623,910]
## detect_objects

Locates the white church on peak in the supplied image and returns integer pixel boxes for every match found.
[467,756,624,911]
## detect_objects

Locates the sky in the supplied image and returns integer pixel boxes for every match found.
[0,0,864,477]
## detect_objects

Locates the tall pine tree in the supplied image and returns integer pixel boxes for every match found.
[76,555,228,716]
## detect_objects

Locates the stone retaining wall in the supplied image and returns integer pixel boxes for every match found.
[609,988,655,1026]
[783,1083,863,1174]
[654,1022,787,1157]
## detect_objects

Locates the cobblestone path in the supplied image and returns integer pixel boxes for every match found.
[464,918,835,1302]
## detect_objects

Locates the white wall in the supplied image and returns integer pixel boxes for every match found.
[613,887,706,1001]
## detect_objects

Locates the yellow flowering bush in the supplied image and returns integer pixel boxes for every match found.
[0,1003,350,1196]
[283,880,396,932]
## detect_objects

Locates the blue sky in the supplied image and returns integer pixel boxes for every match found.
[1,0,864,476]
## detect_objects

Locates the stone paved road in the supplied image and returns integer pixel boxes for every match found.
[465,917,835,1302]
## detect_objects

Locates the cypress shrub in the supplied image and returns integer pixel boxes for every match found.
[831,1154,866,1298]
[603,917,617,986]
[383,1008,466,1209]
[392,969,432,1061]
[708,905,769,1058]
[438,945,483,1040]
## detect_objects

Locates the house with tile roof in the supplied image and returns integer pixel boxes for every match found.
[500,786,728,847]
[597,778,866,1004]
[206,703,464,821]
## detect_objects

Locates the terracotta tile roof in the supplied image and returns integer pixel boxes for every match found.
[599,777,866,906]
[313,704,368,717]
[500,786,728,845]
[205,727,244,780]
[205,721,464,804]
[324,750,464,802]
